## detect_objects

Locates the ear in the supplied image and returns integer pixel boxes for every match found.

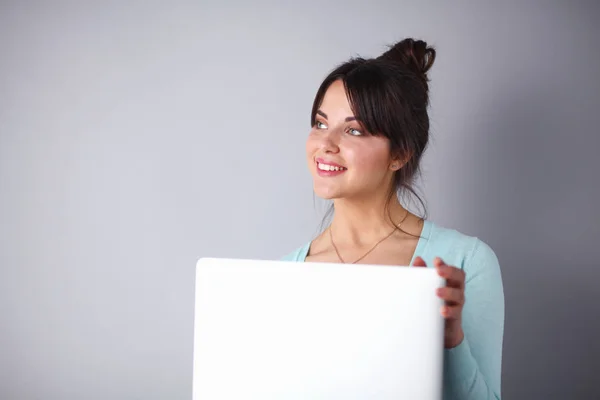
[389,161,402,171]
[389,150,411,171]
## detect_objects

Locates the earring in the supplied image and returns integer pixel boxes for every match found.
[391,163,399,170]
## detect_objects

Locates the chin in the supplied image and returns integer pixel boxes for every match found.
[314,192,338,200]
[313,184,344,200]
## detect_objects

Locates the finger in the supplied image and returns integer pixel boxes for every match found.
[433,257,446,268]
[412,256,427,267]
[436,287,465,306]
[441,305,462,320]
[434,257,452,278]
[445,267,466,289]
[436,265,466,289]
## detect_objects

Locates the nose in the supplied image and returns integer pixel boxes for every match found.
[319,129,341,154]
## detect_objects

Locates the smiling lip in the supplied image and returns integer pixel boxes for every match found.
[315,157,347,177]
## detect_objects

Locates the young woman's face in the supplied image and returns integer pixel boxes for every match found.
[306,80,398,200]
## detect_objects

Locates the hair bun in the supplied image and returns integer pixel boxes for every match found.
[378,38,436,90]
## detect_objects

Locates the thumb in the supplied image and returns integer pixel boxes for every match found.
[412,256,427,267]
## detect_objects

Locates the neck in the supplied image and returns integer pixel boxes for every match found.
[329,193,411,247]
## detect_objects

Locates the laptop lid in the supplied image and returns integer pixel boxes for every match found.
[193,257,445,400]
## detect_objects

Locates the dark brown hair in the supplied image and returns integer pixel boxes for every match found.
[312,38,436,232]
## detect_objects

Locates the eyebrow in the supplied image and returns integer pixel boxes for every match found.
[316,109,357,122]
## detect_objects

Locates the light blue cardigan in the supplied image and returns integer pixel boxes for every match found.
[282,219,504,399]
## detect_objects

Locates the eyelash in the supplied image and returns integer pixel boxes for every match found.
[315,120,363,136]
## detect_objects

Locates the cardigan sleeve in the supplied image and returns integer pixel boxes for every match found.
[442,239,505,400]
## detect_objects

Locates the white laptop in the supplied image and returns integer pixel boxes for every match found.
[193,258,445,400]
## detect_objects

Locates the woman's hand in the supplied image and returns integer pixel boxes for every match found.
[412,256,465,349]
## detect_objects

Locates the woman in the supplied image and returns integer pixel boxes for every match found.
[283,38,504,399]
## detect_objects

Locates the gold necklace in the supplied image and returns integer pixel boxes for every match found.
[329,224,399,264]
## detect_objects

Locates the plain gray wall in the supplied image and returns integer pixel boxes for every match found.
[1,1,599,399]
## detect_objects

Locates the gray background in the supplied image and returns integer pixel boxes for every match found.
[1,1,599,399]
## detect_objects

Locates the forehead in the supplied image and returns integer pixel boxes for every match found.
[319,80,354,115]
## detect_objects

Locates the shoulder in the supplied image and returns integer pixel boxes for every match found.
[424,221,502,279]
[425,221,504,310]
[280,242,311,262]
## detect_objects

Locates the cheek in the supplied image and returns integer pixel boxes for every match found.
[305,132,319,156]
[347,146,390,172]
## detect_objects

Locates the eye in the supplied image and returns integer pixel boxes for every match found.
[347,127,363,136]
[315,121,328,129]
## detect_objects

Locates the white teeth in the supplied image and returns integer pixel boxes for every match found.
[318,162,345,171]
